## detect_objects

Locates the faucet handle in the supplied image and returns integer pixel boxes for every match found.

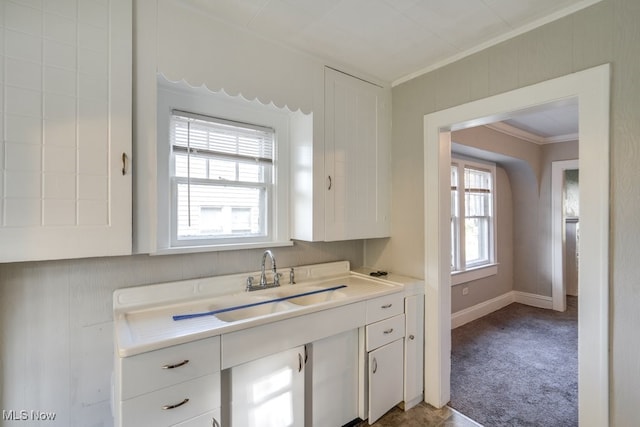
[246,276,254,291]
[274,272,282,286]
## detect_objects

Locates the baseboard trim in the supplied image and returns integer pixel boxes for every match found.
[451,292,514,329]
[513,291,553,309]
[452,291,553,329]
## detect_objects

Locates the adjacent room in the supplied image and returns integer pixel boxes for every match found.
[445,105,581,425]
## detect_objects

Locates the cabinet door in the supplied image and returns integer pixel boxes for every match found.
[0,0,131,262]
[368,339,403,424]
[230,346,306,427]
[324,67,390,241]
[404,295,424,408]
[310,330,359,426]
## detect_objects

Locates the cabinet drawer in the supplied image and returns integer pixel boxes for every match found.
[366,315,405,351]
[366,293,403,324]
[120,337,220,400]
[172,408,221,427]
[121,373,220,427]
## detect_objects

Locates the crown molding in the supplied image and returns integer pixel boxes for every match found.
[484,123,578,145]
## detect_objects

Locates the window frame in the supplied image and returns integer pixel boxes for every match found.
[450,156,497,285]
[168,111,274,247]
[156,80,292,253]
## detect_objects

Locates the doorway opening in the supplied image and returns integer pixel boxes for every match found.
[423,64,610,425]
[553,160,580,311]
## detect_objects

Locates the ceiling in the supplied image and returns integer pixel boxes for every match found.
[180,0,587,140]
[182,0,598,85]
[491,101,579,143]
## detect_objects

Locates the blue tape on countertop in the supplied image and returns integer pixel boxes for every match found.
[172,284,347,321]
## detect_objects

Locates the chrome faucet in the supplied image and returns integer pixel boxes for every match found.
[246,250,281,291]
[260,249,278,286]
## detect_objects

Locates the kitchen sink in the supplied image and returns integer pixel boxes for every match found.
[270,285,348,306]
[210,298,298,322]
[172,284,348,322]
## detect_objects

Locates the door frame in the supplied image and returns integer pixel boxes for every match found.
[552,159,580,311]
[423,64,610,425]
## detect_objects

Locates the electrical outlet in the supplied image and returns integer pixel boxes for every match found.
[462,287,469,296]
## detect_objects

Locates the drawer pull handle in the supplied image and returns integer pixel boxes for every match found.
[372,357,378,374]
[383,328,394,334]
[298,353,303,372]
[121,152,128,176]
[212,417,220,427]
[162,398,189,410]
[162,359,189,369]
[381,304,393,309]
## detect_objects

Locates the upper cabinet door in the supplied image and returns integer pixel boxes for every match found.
[324,68,390,241]
[0,0,132,262]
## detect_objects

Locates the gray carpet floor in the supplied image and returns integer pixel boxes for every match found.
[450,297,578,427]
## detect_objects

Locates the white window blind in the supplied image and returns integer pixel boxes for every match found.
[170,110,275,244]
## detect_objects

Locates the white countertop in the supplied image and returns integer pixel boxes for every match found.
[114,262,423,357]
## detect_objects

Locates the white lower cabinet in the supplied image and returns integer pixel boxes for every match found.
[309,330,359,426]
[404,294,424,408]
[364,294,407,424]
[367,339,404,424]
[115,337,221,427]
[115,283,423,427]
[229,346,306,427]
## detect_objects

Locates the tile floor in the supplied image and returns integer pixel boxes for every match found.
[358,403,483,427]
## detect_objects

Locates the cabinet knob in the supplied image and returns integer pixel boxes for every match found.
[409,334,415,340]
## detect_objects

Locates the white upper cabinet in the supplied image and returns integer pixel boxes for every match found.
[0,0,132,262]
[291,67,391,242]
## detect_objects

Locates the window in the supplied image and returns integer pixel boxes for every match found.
[156,79,292,254]
[170,111,274,246]
[451,157,496,279]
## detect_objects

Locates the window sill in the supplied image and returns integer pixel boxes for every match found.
[451,263,498,286]
[151,240,294,256]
